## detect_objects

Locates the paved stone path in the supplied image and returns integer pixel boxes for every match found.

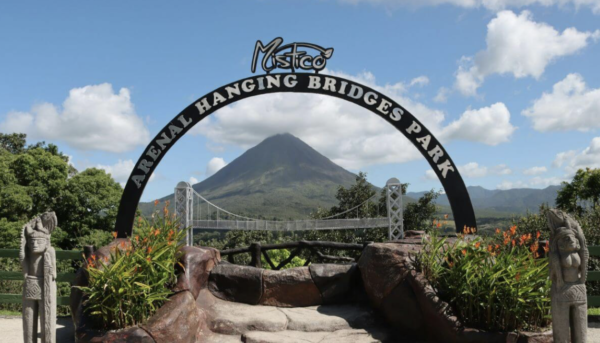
[1,313,600,342]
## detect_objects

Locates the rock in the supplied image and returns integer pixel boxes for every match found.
[404,230,425,238]
[279,305,376,332]
[358,243,421,308]
[206,296,288,335]
[406,270,462,343]
[209,264,264,305]
[259,267,322,307]
[173,246,221,299]
[309,263,357,304]
[142,291,200,343]
[516,330,553,343]
[380,279,425,336]
[76,326,155,343]
[203,333,243,342]
[91,238,131,263]
[243,329,392,343]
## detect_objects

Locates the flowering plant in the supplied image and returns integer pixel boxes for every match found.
[78,202,186,330]
[416,226,551,332]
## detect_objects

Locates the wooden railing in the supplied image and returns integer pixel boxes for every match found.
[588,246,600,307]
[0,248,85,306]
[220,240,370,270]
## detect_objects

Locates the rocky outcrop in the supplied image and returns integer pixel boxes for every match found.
[308,263,357,304]
[208,264,264,305]
[172,246,220,299]
[142,291,201,342]
[259,267,322,307]
[358,242,422,308]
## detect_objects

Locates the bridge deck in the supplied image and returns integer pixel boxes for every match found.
[191,218,389,231]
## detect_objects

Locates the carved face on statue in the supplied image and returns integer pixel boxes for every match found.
[29,237,48,254]
[556,229,581,254]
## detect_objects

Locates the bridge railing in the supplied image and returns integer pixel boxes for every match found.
[191,218,389,231]
[0,248,85,307]
[220,240,369,269]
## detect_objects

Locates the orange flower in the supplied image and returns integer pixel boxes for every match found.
[509,225,517,236]
[120,241,126,249]
[495,244,500,250]
[154,229,160,236]
[515,273,521,281]
[112,231,118,239]
[536,231,541,239]
[487,245,493,252]
[530,243,539,253]
[147,247,153,254]
[444,214,449,219]
[503,238,510,246]
[135,235,139,242]
[154,199,159,206]
[533,252,539,258]
[543,241,550,253]
[461,249,467,256]
[437,222,442,228]
[511,239,516,246]
[495,228,501,235]
[475,242,481,249]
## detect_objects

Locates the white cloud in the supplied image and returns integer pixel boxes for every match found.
[454,11,598,96]
[193,70,515,170]
[206,157,227,176]
[553,137,600,175]
[189,176,199,184]
[523,166,548,175]
[409,76,429,87]
[440,103,516,145]
[522,73,600,132]
[0,83,150,153]
[426,162,511,179]
[497,176,564,189]
[336,0,600,14]
[96,159,155,186]
[434,87,451,103]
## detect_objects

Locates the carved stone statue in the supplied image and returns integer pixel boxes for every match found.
[20,212,57,343]
[547,209,588,343]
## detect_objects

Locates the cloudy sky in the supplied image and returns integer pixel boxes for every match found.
[1,1,599,202]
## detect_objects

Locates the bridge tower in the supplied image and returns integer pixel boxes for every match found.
[386,178,404,240]
[174,181,194,246]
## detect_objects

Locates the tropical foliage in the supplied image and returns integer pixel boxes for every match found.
[78,206,186,330]
[416,226,551,332]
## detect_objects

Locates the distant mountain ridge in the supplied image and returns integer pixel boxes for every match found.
[407,185,560,214]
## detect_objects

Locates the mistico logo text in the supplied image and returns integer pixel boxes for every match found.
[251,37,334,74]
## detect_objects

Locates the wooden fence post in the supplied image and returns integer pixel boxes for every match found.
[250,242,262,268]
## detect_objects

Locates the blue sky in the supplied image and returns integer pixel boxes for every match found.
[1,0,600,202]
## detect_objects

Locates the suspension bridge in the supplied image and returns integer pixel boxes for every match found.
[174,178,404,245]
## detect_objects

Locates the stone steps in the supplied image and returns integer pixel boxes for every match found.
[202,291,416,342]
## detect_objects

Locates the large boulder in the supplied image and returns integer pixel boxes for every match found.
[259,267,322,307]
[308,263,357,304]
[206,295,288,335]
[209,264,264,304]
[380,279,425,337]
[357,242,421,308]
[173,246,221,299]
[142,291,201,343]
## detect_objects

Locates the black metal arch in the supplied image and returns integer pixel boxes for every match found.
[115,73,477,237]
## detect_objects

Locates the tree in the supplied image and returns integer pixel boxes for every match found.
[403,189,439,231]
[0,134,122,250]
[556,168,600,215]
[54,168,123,249]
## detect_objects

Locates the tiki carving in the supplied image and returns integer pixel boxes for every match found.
[547,209,588,343]
[20,212,57,343]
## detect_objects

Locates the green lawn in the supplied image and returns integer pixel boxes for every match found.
[0,309,20,316]
[589,307,600,316]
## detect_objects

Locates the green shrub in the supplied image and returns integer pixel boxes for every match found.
[261,248,306,269]
[78,206,186,330]
[416,227,551,332]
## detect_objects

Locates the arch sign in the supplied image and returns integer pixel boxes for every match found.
[115,37,477,238]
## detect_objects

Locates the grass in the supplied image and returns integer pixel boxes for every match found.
[589,307,600,316]
[0,309,21,316]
